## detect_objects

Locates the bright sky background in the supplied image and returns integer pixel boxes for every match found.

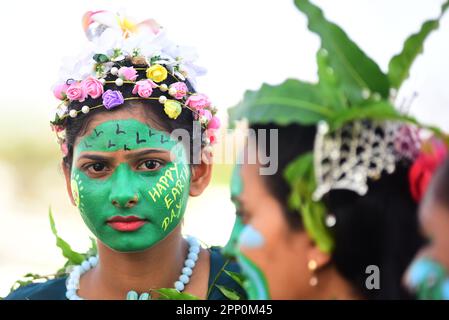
[0,0,448,134]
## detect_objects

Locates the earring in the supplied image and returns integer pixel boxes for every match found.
[308,259,318,287]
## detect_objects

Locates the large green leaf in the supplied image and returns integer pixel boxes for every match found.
[316,48,347,110]
[215,285,242,300]
[328,100,402,131]
[154,288,200,300]
[49,208,85,265]
[388,0,449,89]
[224,270,245,287]
[295,0,390,105]
[228,79,334,127]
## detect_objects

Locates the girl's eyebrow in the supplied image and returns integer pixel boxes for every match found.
[77,154,113,162]
[76,149,170,162]
[124,149,169,159]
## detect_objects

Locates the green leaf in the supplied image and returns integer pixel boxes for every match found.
[207,258,231,298]
[49,208,85,265]
[215,285,242,300]
[86,237,98,257]
[153,288,200,300]
[284,153,334,253]
[295,0,390,105]
[93,53,110,63]
[327,101,402,131]
[388,0,449,89]
[316,48,347,110]
[228,79,334,128]
[224,270,245,287]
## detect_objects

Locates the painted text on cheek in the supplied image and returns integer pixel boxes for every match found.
[147,162,190,231]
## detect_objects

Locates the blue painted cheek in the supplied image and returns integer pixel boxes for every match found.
[238,225,265,248]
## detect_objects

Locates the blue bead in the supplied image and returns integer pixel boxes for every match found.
[179,274,190,284]
[139,292,151,300]
[88,256,98,267]
[81,261,91,271]
[187,237,199,247]
[174,281,185,291]
[189,246,200,254]
[66,290,76,299]
[182,267,193,276]
[188,252,198,261]
[185,259,195,268]
[126,290,138,300]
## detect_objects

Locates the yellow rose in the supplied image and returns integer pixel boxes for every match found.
[146,64,168,82]
[164,100,182,119]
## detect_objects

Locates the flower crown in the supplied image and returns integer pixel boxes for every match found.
[51,11,220,150]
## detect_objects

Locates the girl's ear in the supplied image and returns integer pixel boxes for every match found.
[189,150,213,197]
[62,162,76,206]
[306,241,332,271]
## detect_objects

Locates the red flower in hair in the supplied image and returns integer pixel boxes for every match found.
[409,138,448,202]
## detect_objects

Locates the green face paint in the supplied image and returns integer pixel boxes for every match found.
[237,224,271,299]
[236,252,271,300]
[71,119,191,252]
[223,164,245,257]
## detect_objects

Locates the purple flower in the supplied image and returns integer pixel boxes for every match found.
[102,90,124,110]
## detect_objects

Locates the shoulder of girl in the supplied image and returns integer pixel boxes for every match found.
[4,277,68,300]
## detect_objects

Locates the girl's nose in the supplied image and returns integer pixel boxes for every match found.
[111,194,139,208]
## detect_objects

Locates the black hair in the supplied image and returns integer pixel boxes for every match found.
[251,122,424,300]
[62,59,202,169]
[427,157,449,208]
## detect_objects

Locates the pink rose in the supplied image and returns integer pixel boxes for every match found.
[52,125,65,133]
[82,76,104,99]
[53,83,69,100]
[198,109,213,122]
[66,82,88,102]
[186,93,211,110]
[169,82,188,99]
[208,116,221,130]
[409,138,448,202]
[132,80,157,98]
[118,66,138,81]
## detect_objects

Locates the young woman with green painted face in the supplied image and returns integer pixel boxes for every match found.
[7,96,244,301]
[62,105,216,300]
[6,11,245,300]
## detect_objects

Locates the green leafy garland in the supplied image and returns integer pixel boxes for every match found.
[228,0,449,253]
[6,208,243,300]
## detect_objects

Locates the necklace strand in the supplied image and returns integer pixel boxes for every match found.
[65,236,200,300]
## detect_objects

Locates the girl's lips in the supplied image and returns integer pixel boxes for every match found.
[107,216,147,232]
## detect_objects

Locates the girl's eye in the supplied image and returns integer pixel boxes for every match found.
[86,162,106,173]
[91,163,106,172]
[84,162,109,176]
[138,160,163,171]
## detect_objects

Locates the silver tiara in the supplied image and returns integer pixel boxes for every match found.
[313,120,421,201]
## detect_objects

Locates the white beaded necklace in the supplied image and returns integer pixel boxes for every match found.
[65,236,200,300]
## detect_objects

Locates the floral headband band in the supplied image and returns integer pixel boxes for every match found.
[51,10,220,151]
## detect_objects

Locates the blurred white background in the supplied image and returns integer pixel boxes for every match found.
[0,0,448,297]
